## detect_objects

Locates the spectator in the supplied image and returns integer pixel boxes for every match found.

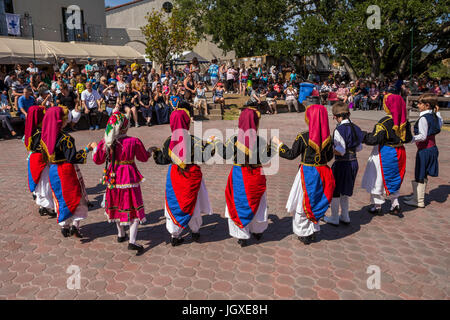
[114,59,123,72]
[26,61,39,75]
[336,82,350,103]
[131,71,145,93]
[103,81,120,116]
[368,82,381,110]
[56,83,80,130]
[36,87,54,108]
[193,81,209,117]
[213,82,225,109]
[239,64,248,95]
[208,59,219,88]
[84,58,93,74]
[81,82,103,130]
[121,84,140,127]
[284,84,300,112]
[153,83,171,124]
[226,65,237,93]
[12,72,30,110]
[139,83,153,126]
[0,91,18,138]
[183,73,196,102]
[59,58,69,75]
[17,87,35,120]
[190,57,201,83]
[266,85,278,114]
[130,59,141,73]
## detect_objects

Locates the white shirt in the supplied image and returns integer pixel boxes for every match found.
[81,89,101,109]
[333,119,363,156]
[412,110,443,142]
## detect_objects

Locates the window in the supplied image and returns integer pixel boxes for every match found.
[4,0,14,13]
[61,7,85,42]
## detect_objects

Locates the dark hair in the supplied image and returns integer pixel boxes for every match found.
[418,93,438,110]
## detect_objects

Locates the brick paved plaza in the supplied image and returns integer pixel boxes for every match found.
[0,112,449,300]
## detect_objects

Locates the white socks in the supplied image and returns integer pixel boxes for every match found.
[129,220,139,244]
[339,196,350,223]
[116,222,125,237]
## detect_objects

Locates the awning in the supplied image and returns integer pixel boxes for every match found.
[0,36,144,64]
[0,37,52,64]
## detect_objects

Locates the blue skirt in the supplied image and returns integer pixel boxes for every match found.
[154,103,172,124]
[332,159,359,197]
[415,146,439,183]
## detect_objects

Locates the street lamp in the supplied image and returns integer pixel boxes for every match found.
[162,2,173,13]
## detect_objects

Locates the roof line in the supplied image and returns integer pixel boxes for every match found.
[105,0,144,12]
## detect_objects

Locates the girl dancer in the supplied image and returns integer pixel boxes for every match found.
[152,105,214,246]
[361,93,412,215]
[24,105,56,217]
[404,93,442,208]
[41,106,96,238]
[273,104,335,245]
[93,112,151,254]
[214,107,275,247]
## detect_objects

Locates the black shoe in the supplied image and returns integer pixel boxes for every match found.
[46,209,57,218]
[298,235,313,245]
[191,232,200,242]
[61,228,70,238]
[70,226,83,238]
[39,207,46,216]
[389,205,403,217]
[128,243,144,254]
[237,239,248,247]
[368,206,382,215]
[117,235,128,243]
[252,233,262,241]
[32,194,37,201]
[87,201,94,209]
[171,237,184,247]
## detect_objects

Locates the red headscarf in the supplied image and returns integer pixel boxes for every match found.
[41,106,68,162]
[236,107,260,155]
[169,108,191,168]
[24,105,46,151]
[305,104,331,154]
[383,93,407,141]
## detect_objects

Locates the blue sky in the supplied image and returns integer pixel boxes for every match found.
[105,0,132,7]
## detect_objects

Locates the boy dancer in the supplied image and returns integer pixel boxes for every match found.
[324,102,365,226]
[404,93,442,208]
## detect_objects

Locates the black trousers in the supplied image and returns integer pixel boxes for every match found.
[87,108,102,127]
[0,114,14,132]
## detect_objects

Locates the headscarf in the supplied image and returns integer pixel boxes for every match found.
[236,107,260,155]
[169,108,191,168]
[24,105,46,151]
[104,111,129,150]
[40,106,69,162]
[383,93,407,141]
[304,104,331,154]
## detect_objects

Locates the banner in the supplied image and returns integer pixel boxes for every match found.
[6,13,21,36]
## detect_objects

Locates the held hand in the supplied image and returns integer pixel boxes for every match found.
[147,148,153,156]
[272,136,281,146]
[84,108,89,114]
[87,142,97,151]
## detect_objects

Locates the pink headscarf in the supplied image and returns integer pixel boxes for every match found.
[304,104,331,154]
[169,108,191,168]
[236,107,260,155]
[24,105,45,151]
[383,93,407,141]
[41,106,68,162]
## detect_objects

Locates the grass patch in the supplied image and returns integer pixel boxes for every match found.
[223,104,241,120]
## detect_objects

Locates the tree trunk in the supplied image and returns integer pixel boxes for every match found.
[340,55,358,81]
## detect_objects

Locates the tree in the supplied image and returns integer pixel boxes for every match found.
[175,0,450,79]
[140,8,199,68]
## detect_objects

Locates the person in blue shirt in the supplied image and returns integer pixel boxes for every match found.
[18,87,36,120]
[84,58,93,74]
[60,58,69,75]
[208,59,219,88]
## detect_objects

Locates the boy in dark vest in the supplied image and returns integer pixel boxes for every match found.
[404,93,442,208]
[324,102,365,225]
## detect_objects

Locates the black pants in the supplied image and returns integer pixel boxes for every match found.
[227,79,234,92]
[141,106,153,119]
[87,108,101,127]
[0,114,14,132]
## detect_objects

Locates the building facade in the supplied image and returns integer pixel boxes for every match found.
[1,0,106,43]
[105,0,235,62]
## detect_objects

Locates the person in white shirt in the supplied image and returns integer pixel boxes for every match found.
[404,93,443,208]
[81,82,103,130]
[284,84,300,112]
[26,61,39,75]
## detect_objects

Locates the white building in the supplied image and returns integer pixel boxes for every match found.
[105,0,235,62]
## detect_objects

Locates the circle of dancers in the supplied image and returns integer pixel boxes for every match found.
[24,92,442,254]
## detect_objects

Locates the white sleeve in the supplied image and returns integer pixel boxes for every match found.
[412,117,428,143]
[436,112,443,129]
[333,129,346,155]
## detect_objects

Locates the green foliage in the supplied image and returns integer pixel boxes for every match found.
[140,8,199,66]
[175,0,450,78]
